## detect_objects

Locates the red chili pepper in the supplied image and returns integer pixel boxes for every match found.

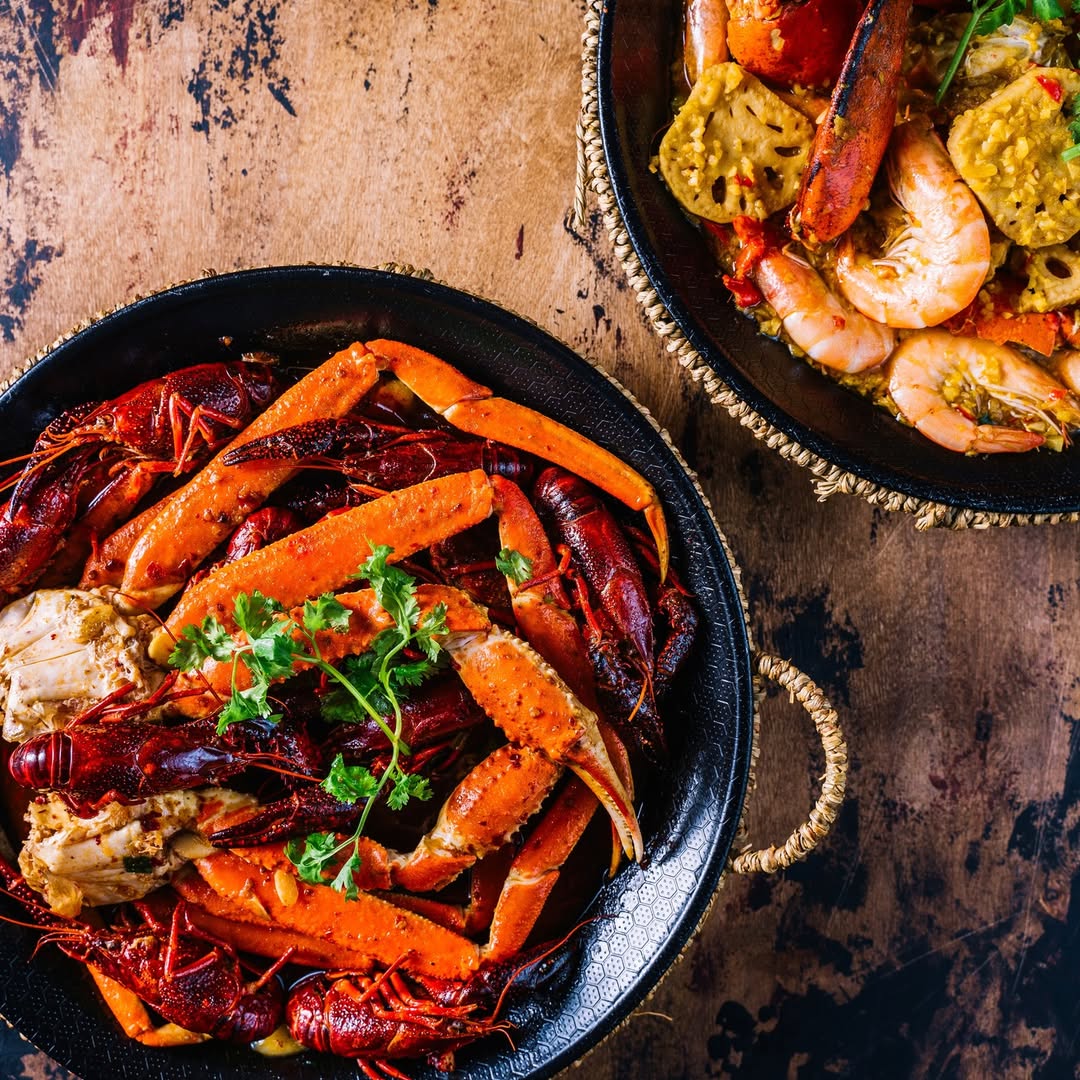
[1036,74,1063,103]
[730,215,771,278]
[722,274,763,308]
[732,174,754,187]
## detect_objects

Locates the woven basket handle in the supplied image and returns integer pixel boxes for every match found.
[732,654,848,875]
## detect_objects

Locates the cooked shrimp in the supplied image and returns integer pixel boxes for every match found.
[836,119,991,329]
[752,246,897,373]
[683,0,728,85]
[1055,349,1080,394]
[888,330,1080,453]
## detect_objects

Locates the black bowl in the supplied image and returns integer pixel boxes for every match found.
[597,0,1080,516]
[0,266,754,1079]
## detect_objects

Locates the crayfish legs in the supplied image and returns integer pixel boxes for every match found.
[286,963,518,1074]
[0,853,285,1045]
[0,361,281,600]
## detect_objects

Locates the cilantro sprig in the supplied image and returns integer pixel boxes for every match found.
[935,1,1079,105]
[495,546,534,586]
[169,543,445,898]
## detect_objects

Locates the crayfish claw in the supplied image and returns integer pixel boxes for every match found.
[207,787,359,847]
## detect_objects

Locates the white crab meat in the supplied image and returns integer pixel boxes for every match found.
[0,587,164,743]
[18,788,255,917]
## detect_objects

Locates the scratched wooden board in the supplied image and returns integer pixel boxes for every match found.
[2,2,1080,1078]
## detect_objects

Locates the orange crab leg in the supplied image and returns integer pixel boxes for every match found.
[367,339,669,580]
[150,471,494,664]
[790,0,913,246]
[80,497,164,590]
[193,851,481,980]
[119,343,379,610]
[174,873,385,970]
[482,775,601,963]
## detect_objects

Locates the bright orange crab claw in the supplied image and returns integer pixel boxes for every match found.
[443,623,643,863]
[367,339,670,581]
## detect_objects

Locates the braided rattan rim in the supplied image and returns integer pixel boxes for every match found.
[0,261,846,1075]
[733,654,847,874]
[575,0,1080,531]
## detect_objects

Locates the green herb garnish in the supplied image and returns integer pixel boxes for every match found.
[169,544,443,898]
[495,547,534,586]
[122,855,155,874]
[935,0,1077,104]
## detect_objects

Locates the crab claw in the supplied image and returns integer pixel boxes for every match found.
[444,625,643,863]
[367,339,669,581]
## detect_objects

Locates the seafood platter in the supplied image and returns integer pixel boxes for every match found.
[0,267,762,1078]
[591,0,1080,515]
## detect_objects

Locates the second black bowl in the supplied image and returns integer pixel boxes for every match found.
[594,0,1080,519]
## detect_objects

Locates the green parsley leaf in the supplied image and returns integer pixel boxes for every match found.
[388,657,438,689]
[331,852,363,900]
[388,771,433,811]
[321,653,393,720]
[1032,0,1066,19]
[234,590,284,638]
[246,620,296,681]
[358,544,421,631]
[216,683,280,734]
[302,594,352,634]
[169,615,235,670]
[321,754,381,804]
[286,832,340,885]
[495,547,534,586]
[412,602,448,663]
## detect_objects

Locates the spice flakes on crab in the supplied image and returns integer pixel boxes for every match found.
[0,588,164,744]
[18,788,255,918]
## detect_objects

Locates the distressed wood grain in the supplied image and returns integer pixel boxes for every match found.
[3,2,1080,1079]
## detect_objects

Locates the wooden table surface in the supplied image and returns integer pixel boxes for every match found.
[2,3,1079,1078]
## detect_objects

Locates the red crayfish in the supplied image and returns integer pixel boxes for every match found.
[0,360,281,597]
[0,855,285,1045]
